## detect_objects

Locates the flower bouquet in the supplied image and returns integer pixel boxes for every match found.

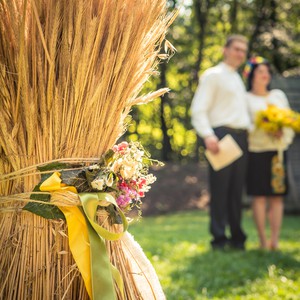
[90,141,159,215]
[255,104,300,134]
[255,104,300,194]
[25,141,160,222]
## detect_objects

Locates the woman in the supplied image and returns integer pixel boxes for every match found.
[244,57,294,250]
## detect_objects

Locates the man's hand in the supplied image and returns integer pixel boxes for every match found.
[204,135,220,154]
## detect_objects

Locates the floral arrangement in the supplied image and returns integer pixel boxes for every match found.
[255,104,300,134]
[24,141,161,221]
[89,141,159,213]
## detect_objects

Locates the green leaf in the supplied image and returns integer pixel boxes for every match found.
[23,184,65,220]
[97,149,114,166]
[104,149,115,165]
[61,169,91,193]
[85,168,99,187]
[105,204,122,225]
[23,162,77,220]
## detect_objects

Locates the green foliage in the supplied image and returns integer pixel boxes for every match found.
[130,210,300,299]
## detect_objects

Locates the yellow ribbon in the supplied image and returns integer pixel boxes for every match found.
[40,172,127,300]
[40,171,77,193]
[59,205,93,298]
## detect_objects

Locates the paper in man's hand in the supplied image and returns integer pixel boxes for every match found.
[205,134,243,171]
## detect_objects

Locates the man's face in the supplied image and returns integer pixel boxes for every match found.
[224,40,248,68]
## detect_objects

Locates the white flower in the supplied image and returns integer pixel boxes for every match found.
[91,178,105,190]
[146,174,156,184]
[120,159,138,179]
[133,149,144,161]
[142,186,151,192]
[111,158,123,173]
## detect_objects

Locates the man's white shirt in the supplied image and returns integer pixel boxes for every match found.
[191,62,251,138]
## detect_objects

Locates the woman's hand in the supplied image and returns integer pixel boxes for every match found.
[268,129,283,139]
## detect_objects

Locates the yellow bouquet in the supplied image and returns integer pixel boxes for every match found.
[255,104,300,194]
[256,104,300,134]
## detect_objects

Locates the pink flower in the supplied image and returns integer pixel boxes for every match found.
[116,195,131,207]
[113,142,129,153]
[118,180,129,189]
[138,178,147,189]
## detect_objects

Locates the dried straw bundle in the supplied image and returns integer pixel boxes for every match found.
[0,0,176,299]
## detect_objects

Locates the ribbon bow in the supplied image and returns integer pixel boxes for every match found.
[40,172,128,300]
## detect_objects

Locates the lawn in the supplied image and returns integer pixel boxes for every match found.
[129,210,300,300]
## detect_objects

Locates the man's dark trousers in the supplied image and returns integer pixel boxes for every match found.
[208,126,248,249]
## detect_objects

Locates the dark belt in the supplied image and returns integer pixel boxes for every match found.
[215,126,248,134]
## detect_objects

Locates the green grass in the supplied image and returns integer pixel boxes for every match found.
[129,210,300,300]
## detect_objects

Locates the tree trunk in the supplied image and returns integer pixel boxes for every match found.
[270,0,281,72]
[229,0,238,33]
[193,0,211,83]
[192,0,212,161]
[159,62,172,161]
[248,0,267,55]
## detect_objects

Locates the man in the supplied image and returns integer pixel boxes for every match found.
[191,35,250,250]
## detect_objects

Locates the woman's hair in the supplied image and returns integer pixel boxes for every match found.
[244,57,272,91]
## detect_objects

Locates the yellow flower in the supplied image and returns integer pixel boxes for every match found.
[256,104,300,134]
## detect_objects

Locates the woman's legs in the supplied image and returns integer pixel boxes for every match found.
[268,196,284,250]
[252,196,268,249]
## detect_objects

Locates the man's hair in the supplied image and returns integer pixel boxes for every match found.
[224,34,248,48]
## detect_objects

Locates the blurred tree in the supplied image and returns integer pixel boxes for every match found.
[246,0,300,73]
[124,0,300,162]
[229,0,238,32]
